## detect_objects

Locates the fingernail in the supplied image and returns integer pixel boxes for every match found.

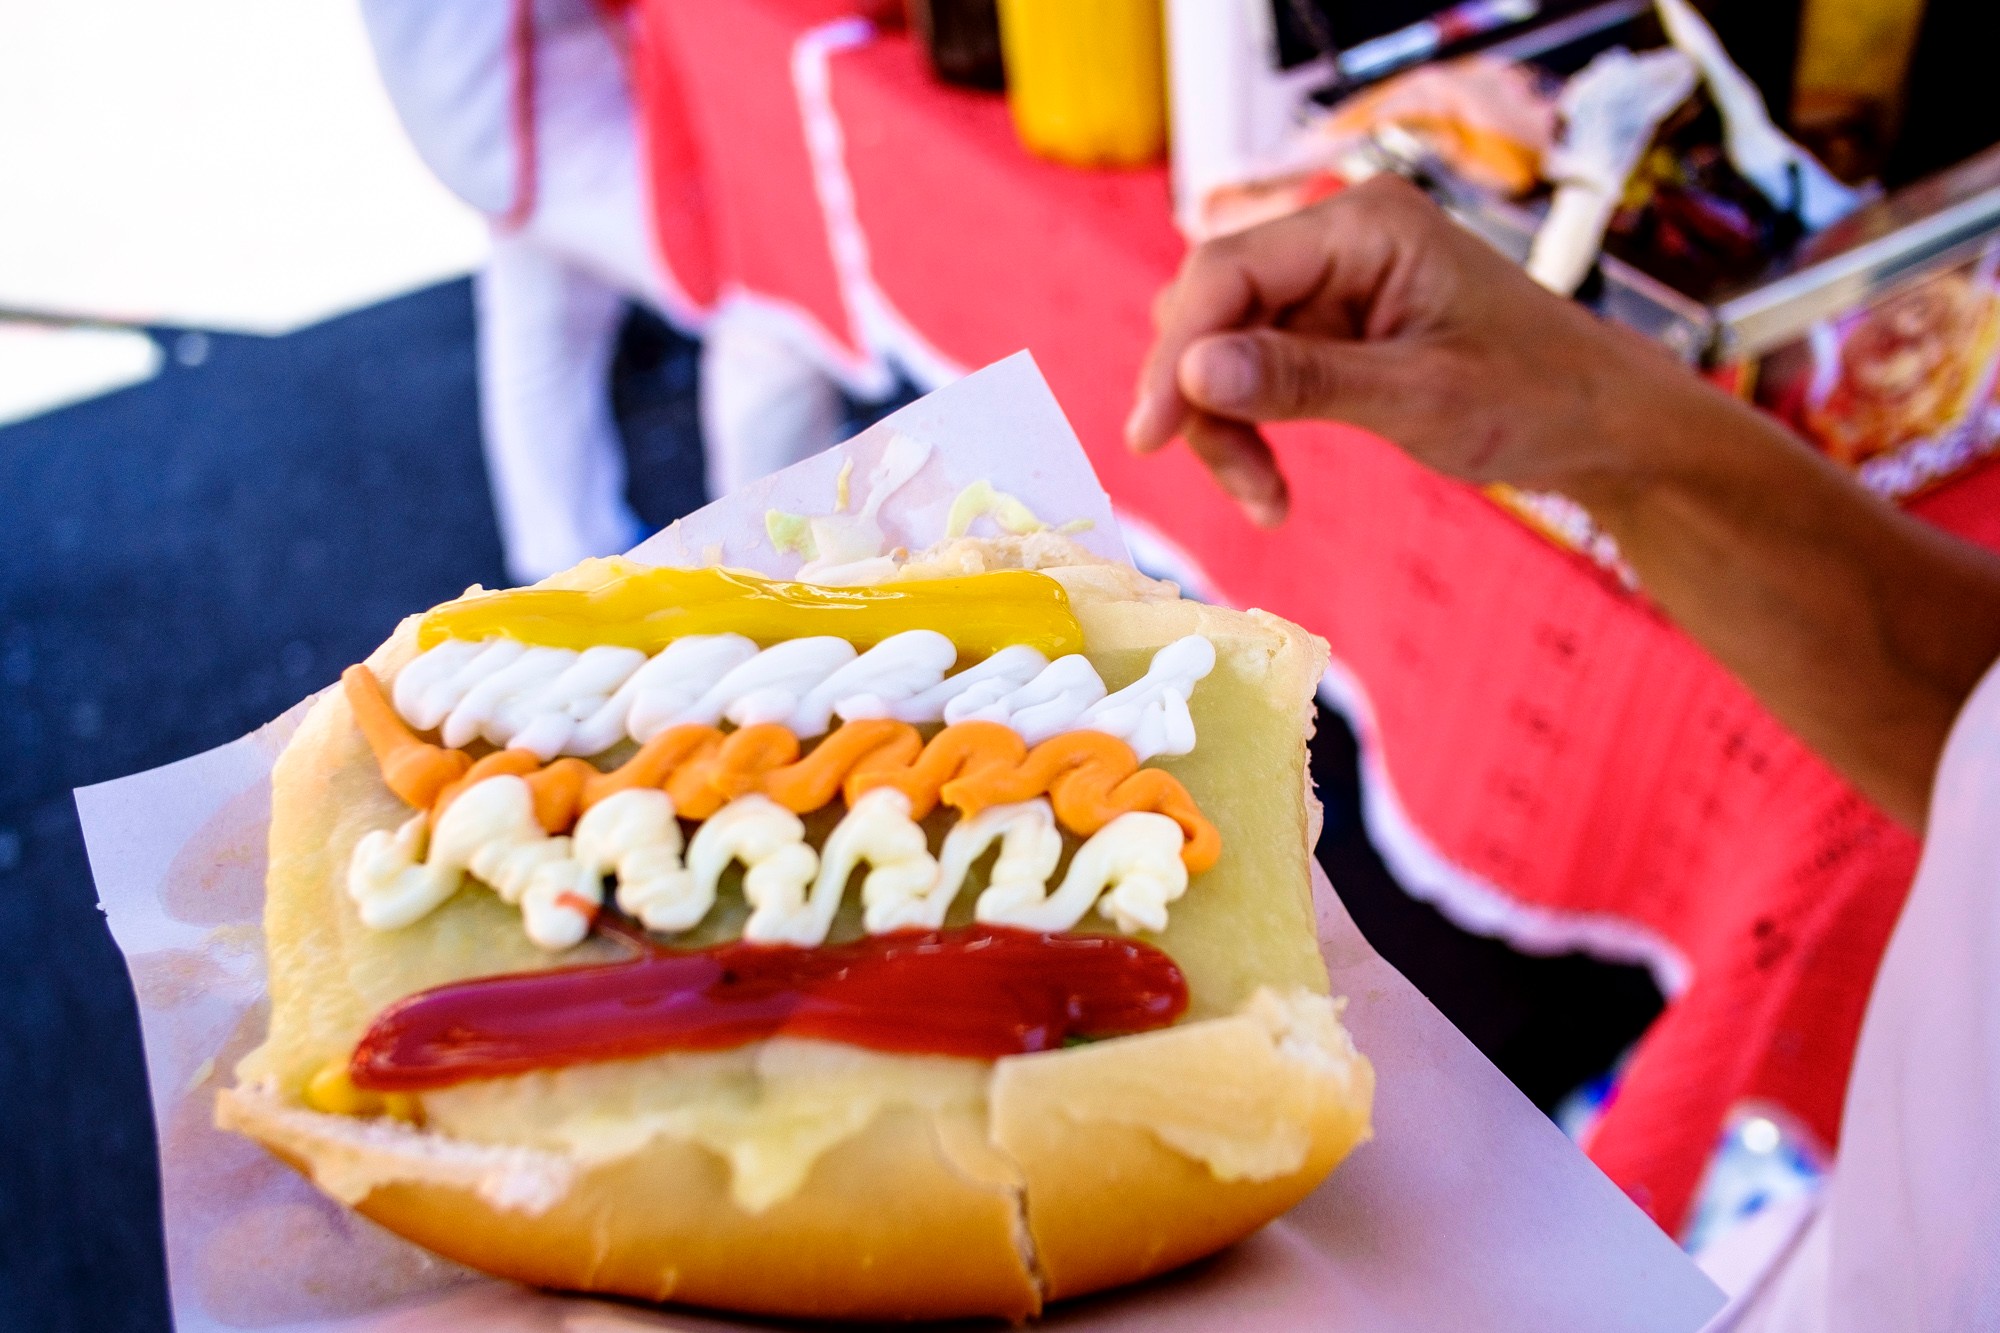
[1246,496,1287,529]
[1189,337,1258,410]
[1124,400,1151,451]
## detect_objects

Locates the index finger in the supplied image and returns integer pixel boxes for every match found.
[1128,177,1438,455]
[1126,206,1345,455]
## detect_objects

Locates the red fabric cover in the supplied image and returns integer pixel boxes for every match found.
[634,0,2000,1234]
[626,0,718,311]
[637,0,864,357]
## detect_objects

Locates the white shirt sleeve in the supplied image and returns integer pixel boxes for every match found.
[1722,653,2000,1331]
[355,0,520,216]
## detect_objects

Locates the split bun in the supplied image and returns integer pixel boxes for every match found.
[222,536,1373,1320]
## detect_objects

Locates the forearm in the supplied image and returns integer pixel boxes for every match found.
[1132,178,2000,829]
[1566,354,2000,831]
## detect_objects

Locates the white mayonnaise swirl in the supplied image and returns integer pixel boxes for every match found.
[571,789,696,933]
[360,610,1218,948]
[939,634,1214,757]
[346,814,458,930]
[815,788,939,940]
[1046,811,1190,935]
[391,632,1216,762]
[688,795,820,940]
[931,800,1064,927]
[1082,634,1215,763]
[348,776,601,950]
[349,785,1196,948]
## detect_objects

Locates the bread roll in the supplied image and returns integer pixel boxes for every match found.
[221,536,1373,1320]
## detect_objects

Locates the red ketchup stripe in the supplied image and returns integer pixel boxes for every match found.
[349,926,1188,1092]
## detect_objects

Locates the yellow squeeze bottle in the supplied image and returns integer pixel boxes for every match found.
[996,0,1167,168]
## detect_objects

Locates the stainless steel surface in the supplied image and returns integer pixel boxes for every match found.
[1713,144,2000,361]
[1383,136,1718,364]
[1361,24,2000,368]
[1445,142,2000,366]
[1471,215,1713,362]
[1479,0,1650,64]
[1598,256,1718,363]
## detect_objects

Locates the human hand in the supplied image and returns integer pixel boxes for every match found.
[1125,174,1682,527]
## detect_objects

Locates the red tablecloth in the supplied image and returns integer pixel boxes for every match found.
[633,0,2000,1234]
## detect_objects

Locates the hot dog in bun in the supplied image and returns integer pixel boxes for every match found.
[218,532,1372,1321]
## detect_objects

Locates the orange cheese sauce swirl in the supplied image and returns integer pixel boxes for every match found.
[940,730,1222,874]
[345,666,1219,874]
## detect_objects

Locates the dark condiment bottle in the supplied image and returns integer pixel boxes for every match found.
[906,0,1006,91]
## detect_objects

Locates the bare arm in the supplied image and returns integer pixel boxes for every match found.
[1126,176,2000,831]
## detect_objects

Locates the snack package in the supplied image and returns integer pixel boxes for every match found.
[1192,57,1557,243]
[79,354,1725,1331]
[1315,57,1557,200]
[1755,242,2000,497]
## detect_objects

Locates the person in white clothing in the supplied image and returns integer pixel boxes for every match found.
[358,0,845,583]
[1128,174,2000,1331]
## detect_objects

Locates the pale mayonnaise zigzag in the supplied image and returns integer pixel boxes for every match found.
[350,779,1189,950]
[392,631,1216,764]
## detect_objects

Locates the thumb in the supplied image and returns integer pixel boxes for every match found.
[1178,328,1416,433]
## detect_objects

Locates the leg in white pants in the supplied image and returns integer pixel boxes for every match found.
[698,303,848,499]
[475,233,644,584]
[365,1,853,570]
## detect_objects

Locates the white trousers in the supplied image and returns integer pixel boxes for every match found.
[477,260,847,580]
[473,236,641,582]
[698,303,846,499]
[362,0,845,583]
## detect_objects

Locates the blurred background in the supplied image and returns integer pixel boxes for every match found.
[4,0,1997,1328]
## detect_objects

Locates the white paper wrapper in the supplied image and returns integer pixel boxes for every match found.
[77,353,1725,1332]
